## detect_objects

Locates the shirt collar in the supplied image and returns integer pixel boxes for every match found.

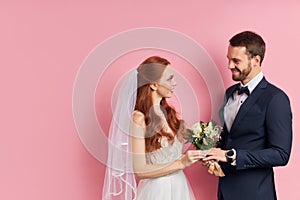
[241,71,264,94]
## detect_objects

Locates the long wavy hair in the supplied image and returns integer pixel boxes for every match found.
[135,56,185,153]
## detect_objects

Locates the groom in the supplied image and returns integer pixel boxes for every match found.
[203,31,293,200]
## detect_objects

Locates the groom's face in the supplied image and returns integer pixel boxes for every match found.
[227,45,253,84]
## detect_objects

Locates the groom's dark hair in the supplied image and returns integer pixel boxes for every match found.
[230,31,266,65]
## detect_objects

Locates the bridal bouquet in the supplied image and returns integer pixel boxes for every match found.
[185,120,222,150]
[184,120,225,177]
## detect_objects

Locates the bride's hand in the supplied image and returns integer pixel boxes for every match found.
[180,150,202,168]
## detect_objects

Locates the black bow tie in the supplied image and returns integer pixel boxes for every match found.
[236,85,250,96]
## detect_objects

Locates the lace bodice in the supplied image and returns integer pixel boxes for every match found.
[146,137,182,165]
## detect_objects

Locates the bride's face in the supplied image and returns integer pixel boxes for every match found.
[156,65,176,98]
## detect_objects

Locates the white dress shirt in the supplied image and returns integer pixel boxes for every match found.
[224,72,264,132]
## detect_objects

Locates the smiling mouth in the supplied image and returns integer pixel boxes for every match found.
[231,68,240,73]
[231,69,240,74]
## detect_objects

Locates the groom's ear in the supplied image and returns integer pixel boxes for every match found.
[252,55,261,67]
[150,83,158,91]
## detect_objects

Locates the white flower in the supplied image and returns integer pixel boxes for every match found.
[191,122,202,138]
[203,138,208,145]
[204,121,213,134]
[186,120,223,150]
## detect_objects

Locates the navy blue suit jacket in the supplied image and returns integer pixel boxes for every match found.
[218,77,292,200]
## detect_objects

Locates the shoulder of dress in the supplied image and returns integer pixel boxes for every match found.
[132,110,145,127]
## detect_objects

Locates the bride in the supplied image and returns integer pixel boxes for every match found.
[102,56,201,200]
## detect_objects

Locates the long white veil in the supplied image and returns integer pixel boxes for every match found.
[102,69,137,200]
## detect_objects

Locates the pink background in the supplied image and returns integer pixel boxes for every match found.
[1,0,299,199]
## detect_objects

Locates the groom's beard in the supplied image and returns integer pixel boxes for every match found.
[232,63,252,82]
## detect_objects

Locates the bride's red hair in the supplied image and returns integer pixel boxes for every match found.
[135,56,185,153]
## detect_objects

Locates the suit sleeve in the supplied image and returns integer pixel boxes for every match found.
[236,92,293,170]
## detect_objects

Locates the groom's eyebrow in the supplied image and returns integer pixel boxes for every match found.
[227,56,241,63]
[232,58,240,62]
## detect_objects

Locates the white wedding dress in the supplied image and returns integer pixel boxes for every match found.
[136,136,196,200]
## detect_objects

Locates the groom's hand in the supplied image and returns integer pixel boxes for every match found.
[202,148,227,163]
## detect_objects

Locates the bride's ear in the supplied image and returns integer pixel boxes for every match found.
[150,83,158,91]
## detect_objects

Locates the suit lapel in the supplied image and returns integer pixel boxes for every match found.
[229,77,268,134]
